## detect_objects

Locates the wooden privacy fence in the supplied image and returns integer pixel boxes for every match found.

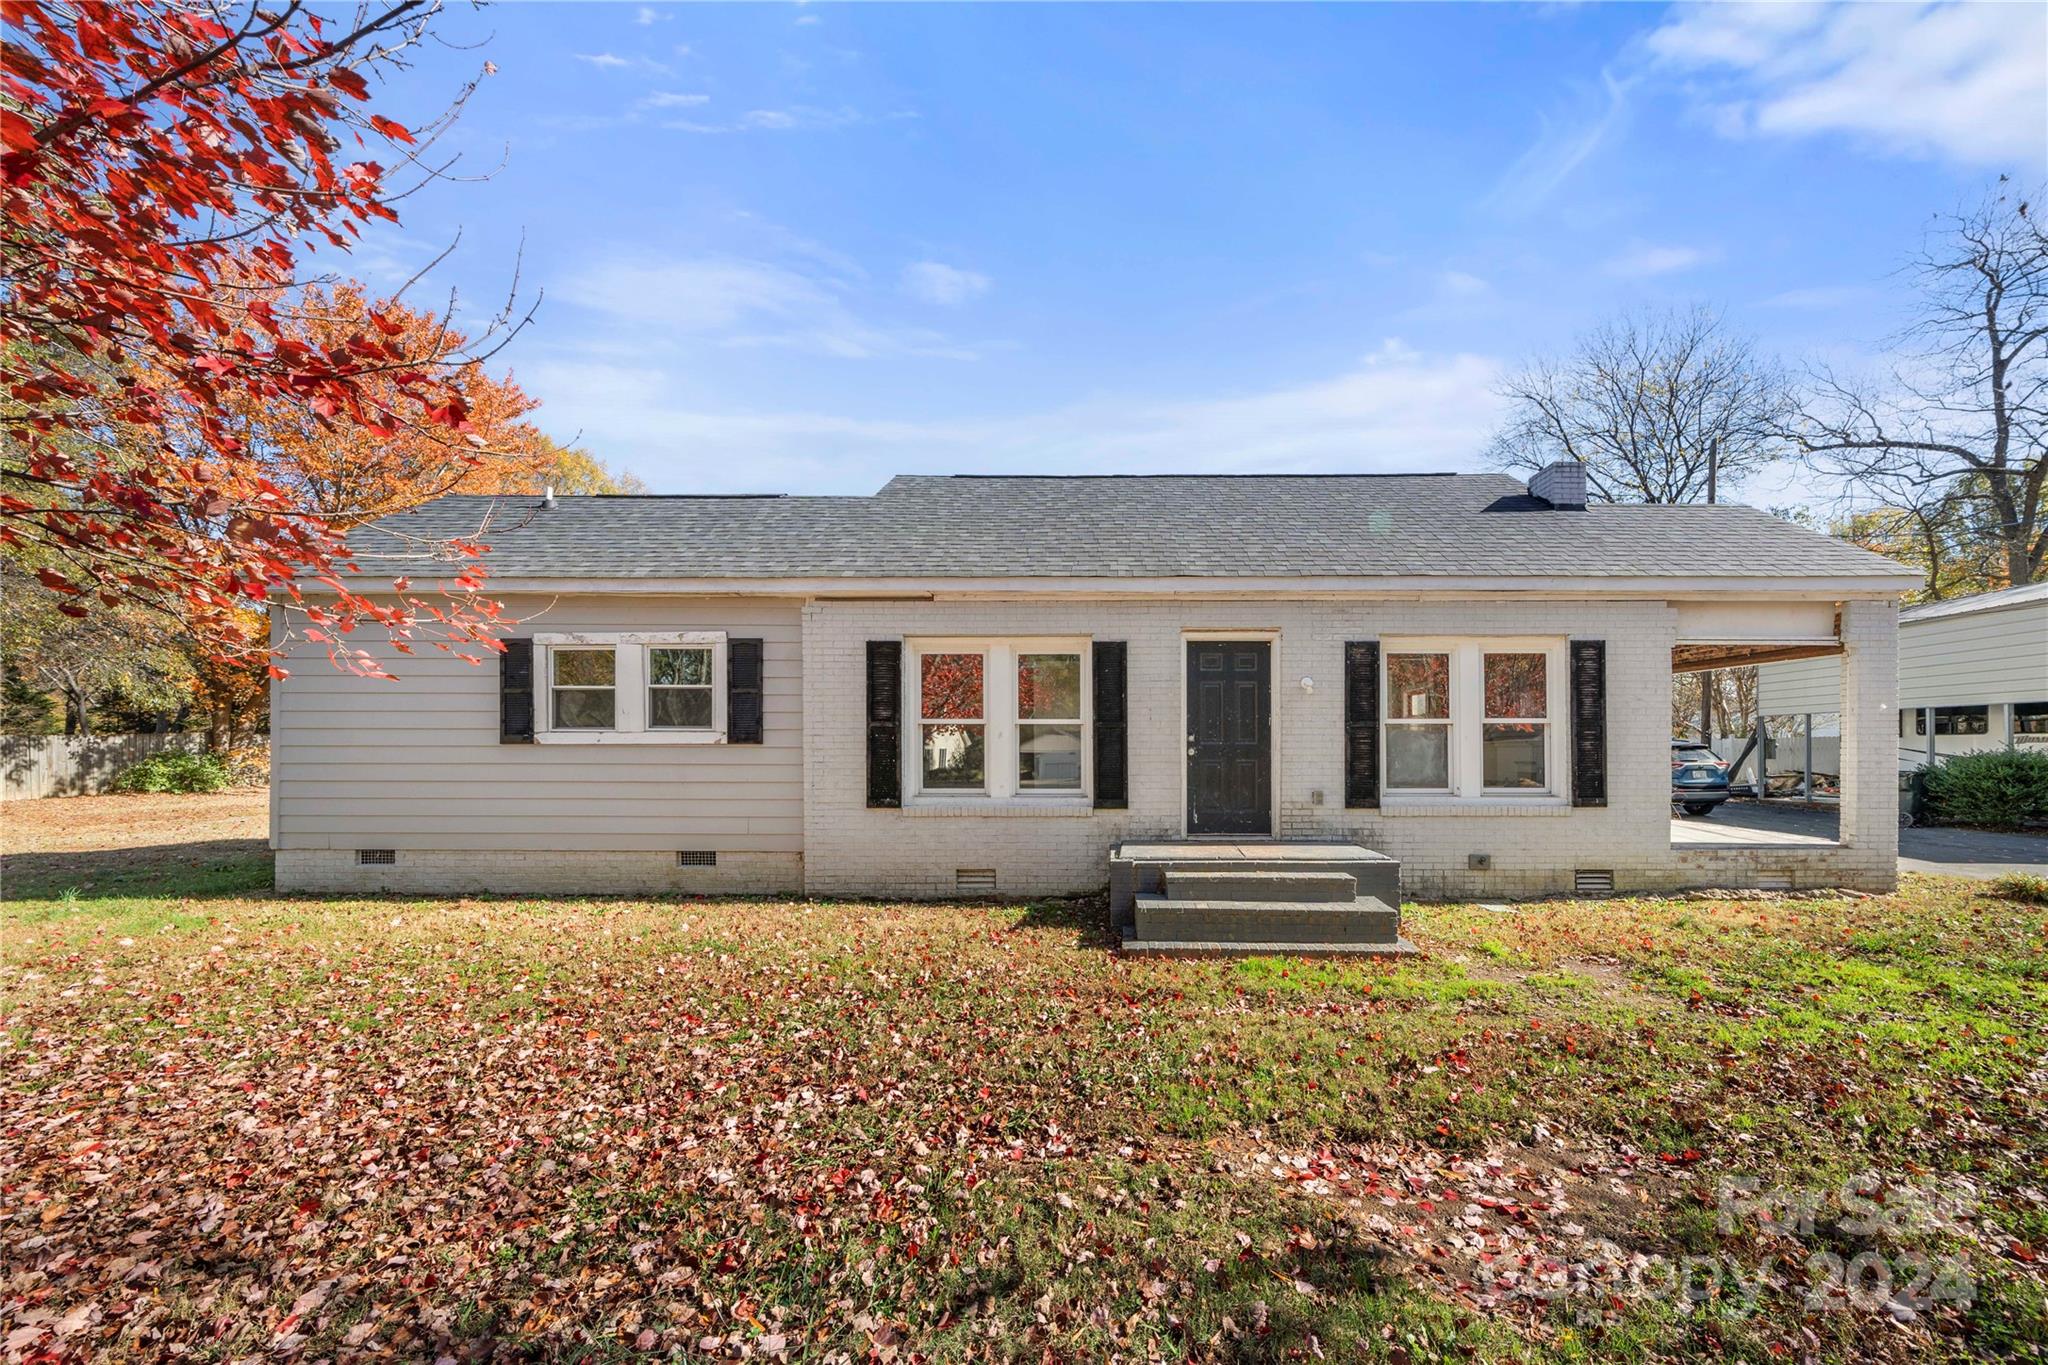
[0,733,206,800]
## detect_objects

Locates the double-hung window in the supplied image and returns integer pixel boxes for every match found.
[909,639,1090,799]
[534,632,728,742]
[1480,651,1550,790]
[1384,652,1453,789]
[550,647,617,730]
[1016,651,1084,790]
[649,645,715,729]
[918,651,987,789]
[1382,639,1563,799]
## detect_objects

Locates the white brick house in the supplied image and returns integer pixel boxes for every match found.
[272,467,1915,938]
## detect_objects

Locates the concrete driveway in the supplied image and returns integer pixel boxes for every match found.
[1678,800,2048,879]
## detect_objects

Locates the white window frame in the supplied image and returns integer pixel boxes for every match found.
[905,637,1092,802]
[546,644,619,734]
[1381,638,1566,800]
[534,631,728,744]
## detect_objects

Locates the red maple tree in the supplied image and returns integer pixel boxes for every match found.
[1,0,522,677]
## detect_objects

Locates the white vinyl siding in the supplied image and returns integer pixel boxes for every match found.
[1759,598,2048,714]
[1896,604,2047,708]
[270,595,802,853]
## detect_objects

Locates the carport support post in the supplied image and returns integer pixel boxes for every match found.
[1839,600,1900,886]
[1753,716,1767,801]
[1925,708,1937,771]
[1802,714,1813,802]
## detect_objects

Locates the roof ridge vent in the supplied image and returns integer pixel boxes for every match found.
[1528,460,1587,510]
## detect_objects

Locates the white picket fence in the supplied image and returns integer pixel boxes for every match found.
[0,733,207,800]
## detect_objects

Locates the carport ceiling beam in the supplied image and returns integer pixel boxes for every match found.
[1671,642,1844,673]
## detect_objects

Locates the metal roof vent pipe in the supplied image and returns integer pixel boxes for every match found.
[542,485,556,509]
[1527,460,1587,510]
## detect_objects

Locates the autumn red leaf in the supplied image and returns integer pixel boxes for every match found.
[0,0,526,672]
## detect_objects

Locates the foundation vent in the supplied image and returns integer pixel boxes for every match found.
[1573,869,1615,896]
[955,868,998,895]
[356,849,397,866]
[676,850,718,868]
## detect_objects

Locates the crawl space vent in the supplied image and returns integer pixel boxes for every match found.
[676,850,718,868]
[1573,869,1615,896]
[955,868,998,894]
[356,849,397,866]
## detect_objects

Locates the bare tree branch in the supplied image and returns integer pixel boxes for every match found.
[1486,305,1792,505]
[1790,179,2048,586]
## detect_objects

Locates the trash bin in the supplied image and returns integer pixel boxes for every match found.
[1899,768,1926,822]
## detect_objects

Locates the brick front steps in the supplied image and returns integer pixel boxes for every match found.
[1110,841,1414,958]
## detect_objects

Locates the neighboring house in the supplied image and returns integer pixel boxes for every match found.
[271,462,1915,940]
[1758,582,2048,775]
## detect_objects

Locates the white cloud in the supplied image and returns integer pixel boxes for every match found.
[1757,283,1874,311]
[522,340,1507,493]
[665,105,907,134]
[640,91,710,109]
[1602,243,1717,278]
[1436,270,1491,299]
[560,255,978,360]
[634,5,665,24]
[1487,68,1634,215]
[1646,1,2047,167]
[575,51,672,76]
[1073,341,1505,475]
[901,262,991,307]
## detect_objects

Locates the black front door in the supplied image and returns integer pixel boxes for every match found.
[1186,640,1272,835]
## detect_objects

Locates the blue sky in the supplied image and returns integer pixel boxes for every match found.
[339,1,2048,500]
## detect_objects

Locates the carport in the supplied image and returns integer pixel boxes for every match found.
[1665,600,1890,882]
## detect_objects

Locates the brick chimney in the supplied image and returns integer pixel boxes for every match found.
[1527,459,1588,510]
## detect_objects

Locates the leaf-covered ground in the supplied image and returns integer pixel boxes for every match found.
[3,802,2044,1362]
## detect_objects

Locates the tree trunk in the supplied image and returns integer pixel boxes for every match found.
[1698,669,1714,744]
[64,688,93,736]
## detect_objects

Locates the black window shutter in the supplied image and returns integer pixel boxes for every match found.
[866,640,902,808]
[1092,641,1128,809]
[1344,641,1380,808]
[500,638,535,744]
[727,638,764,744]
[1570,639,1607,807]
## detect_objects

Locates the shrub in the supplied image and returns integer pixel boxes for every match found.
[1988,873,2048,907]
[1920,749,2048,828]
[110,750,232,795]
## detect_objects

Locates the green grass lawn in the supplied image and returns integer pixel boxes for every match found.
[3,850,2043,1362]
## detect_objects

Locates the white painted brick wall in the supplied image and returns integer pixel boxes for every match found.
[799,598,1899,900]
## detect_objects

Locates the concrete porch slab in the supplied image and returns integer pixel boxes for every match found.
[1114,840,1387,862]
[1119,934,1420,960]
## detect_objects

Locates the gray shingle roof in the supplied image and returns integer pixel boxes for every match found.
[343,473,1910,582]
[1899,581,2048,623]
